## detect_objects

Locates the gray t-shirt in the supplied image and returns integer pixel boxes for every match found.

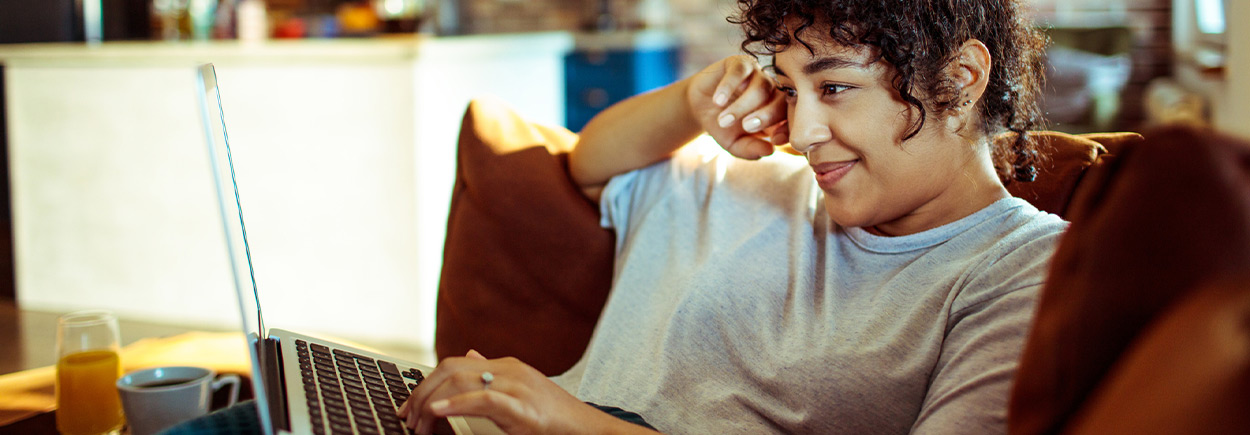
[554,141,1068,434]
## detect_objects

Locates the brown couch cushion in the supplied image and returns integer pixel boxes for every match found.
[435,97,614,375]
[1009,126,1250,434]
[1064,275,1250,435]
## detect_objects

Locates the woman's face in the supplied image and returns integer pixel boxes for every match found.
[772,36,1000,236]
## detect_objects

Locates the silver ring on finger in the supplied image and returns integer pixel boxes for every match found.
[481,372,494,391]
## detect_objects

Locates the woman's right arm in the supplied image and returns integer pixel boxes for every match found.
[569,55,789,202]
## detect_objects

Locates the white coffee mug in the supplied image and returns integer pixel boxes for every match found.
[116,366,241,435]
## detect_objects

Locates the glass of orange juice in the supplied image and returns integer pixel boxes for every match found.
[55,310,124,435]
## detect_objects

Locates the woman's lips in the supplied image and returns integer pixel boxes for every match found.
[812,160,858,189]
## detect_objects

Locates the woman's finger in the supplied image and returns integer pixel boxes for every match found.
[769,120,791,146]
[405,358,490,430]
[711,56,756,107]
[740,89,788,134]
[722,135,776,160]
[428,390,532,431]
[718,72,778,132]
[413,366,520,433]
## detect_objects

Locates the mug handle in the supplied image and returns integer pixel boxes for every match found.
[212,374,242,408]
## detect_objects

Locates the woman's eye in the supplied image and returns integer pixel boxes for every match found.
[777,86,797,98]
[822,84,850,95]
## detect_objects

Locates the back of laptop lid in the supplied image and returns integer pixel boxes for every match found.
[196,63,277,435]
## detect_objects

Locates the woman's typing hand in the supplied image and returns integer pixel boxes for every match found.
[398,350,657,435]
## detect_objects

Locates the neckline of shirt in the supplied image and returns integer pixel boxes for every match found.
[840,197,1027,254]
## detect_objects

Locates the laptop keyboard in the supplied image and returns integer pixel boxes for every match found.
[296,339,424,435]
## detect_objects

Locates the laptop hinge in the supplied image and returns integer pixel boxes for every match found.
[261,336,290,432]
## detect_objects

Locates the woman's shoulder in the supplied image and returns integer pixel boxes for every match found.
[964,197,1068,245]
[947,198,1068,311]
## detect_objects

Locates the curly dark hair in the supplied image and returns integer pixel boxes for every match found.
[730,0,1048,183]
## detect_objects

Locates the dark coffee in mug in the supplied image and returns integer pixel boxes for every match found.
[136,378,195,389]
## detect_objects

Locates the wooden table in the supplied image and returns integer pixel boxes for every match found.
[0,300,251,431]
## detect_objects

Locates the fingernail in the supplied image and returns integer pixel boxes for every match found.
[718,113,735,128]
[431,400,450,413]
[743,117,762,132]
[714,92,728,106]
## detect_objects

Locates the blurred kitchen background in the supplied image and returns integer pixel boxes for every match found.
[0,0,1243,366]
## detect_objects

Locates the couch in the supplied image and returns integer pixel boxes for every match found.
[434,97,1250,433]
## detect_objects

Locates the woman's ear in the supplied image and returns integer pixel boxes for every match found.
[955,39,992,107]
[946,39,992,133]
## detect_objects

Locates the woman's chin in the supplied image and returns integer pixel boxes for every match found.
[824,203,875,231]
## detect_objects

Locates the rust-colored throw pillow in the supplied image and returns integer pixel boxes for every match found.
[1002,131,1143,218]
[435,97,614,376]
[1009,126,1250,434]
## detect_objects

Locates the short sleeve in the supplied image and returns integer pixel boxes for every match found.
[597,136,726,249]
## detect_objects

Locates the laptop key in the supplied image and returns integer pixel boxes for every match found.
[345,391,369,403]
[362,372,385,384]
[326,411,351,424]
[328,421,353,433]
[367,385,390,397]
[377,361,400,375]
[325,399,348,413]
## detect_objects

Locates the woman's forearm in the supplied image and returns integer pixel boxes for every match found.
[569,77,704,201]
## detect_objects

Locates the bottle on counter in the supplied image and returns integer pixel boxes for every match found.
[237,0,268,42]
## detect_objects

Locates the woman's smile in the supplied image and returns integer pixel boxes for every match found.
[810,159,858,190]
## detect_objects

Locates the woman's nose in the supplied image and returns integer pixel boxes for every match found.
[786,102,833,154]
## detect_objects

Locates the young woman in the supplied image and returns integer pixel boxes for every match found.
[401,1,1061,433]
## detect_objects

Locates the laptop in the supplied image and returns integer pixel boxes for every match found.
[195,63,503,435]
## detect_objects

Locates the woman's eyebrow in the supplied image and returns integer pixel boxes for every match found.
[774,55,864,78]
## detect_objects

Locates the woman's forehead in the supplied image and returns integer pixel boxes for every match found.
[775,19,876,66]
[772,39,879,78]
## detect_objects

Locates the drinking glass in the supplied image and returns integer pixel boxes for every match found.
[56,311,125,435]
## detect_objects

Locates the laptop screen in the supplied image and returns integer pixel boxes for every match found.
[196,63,276,433]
